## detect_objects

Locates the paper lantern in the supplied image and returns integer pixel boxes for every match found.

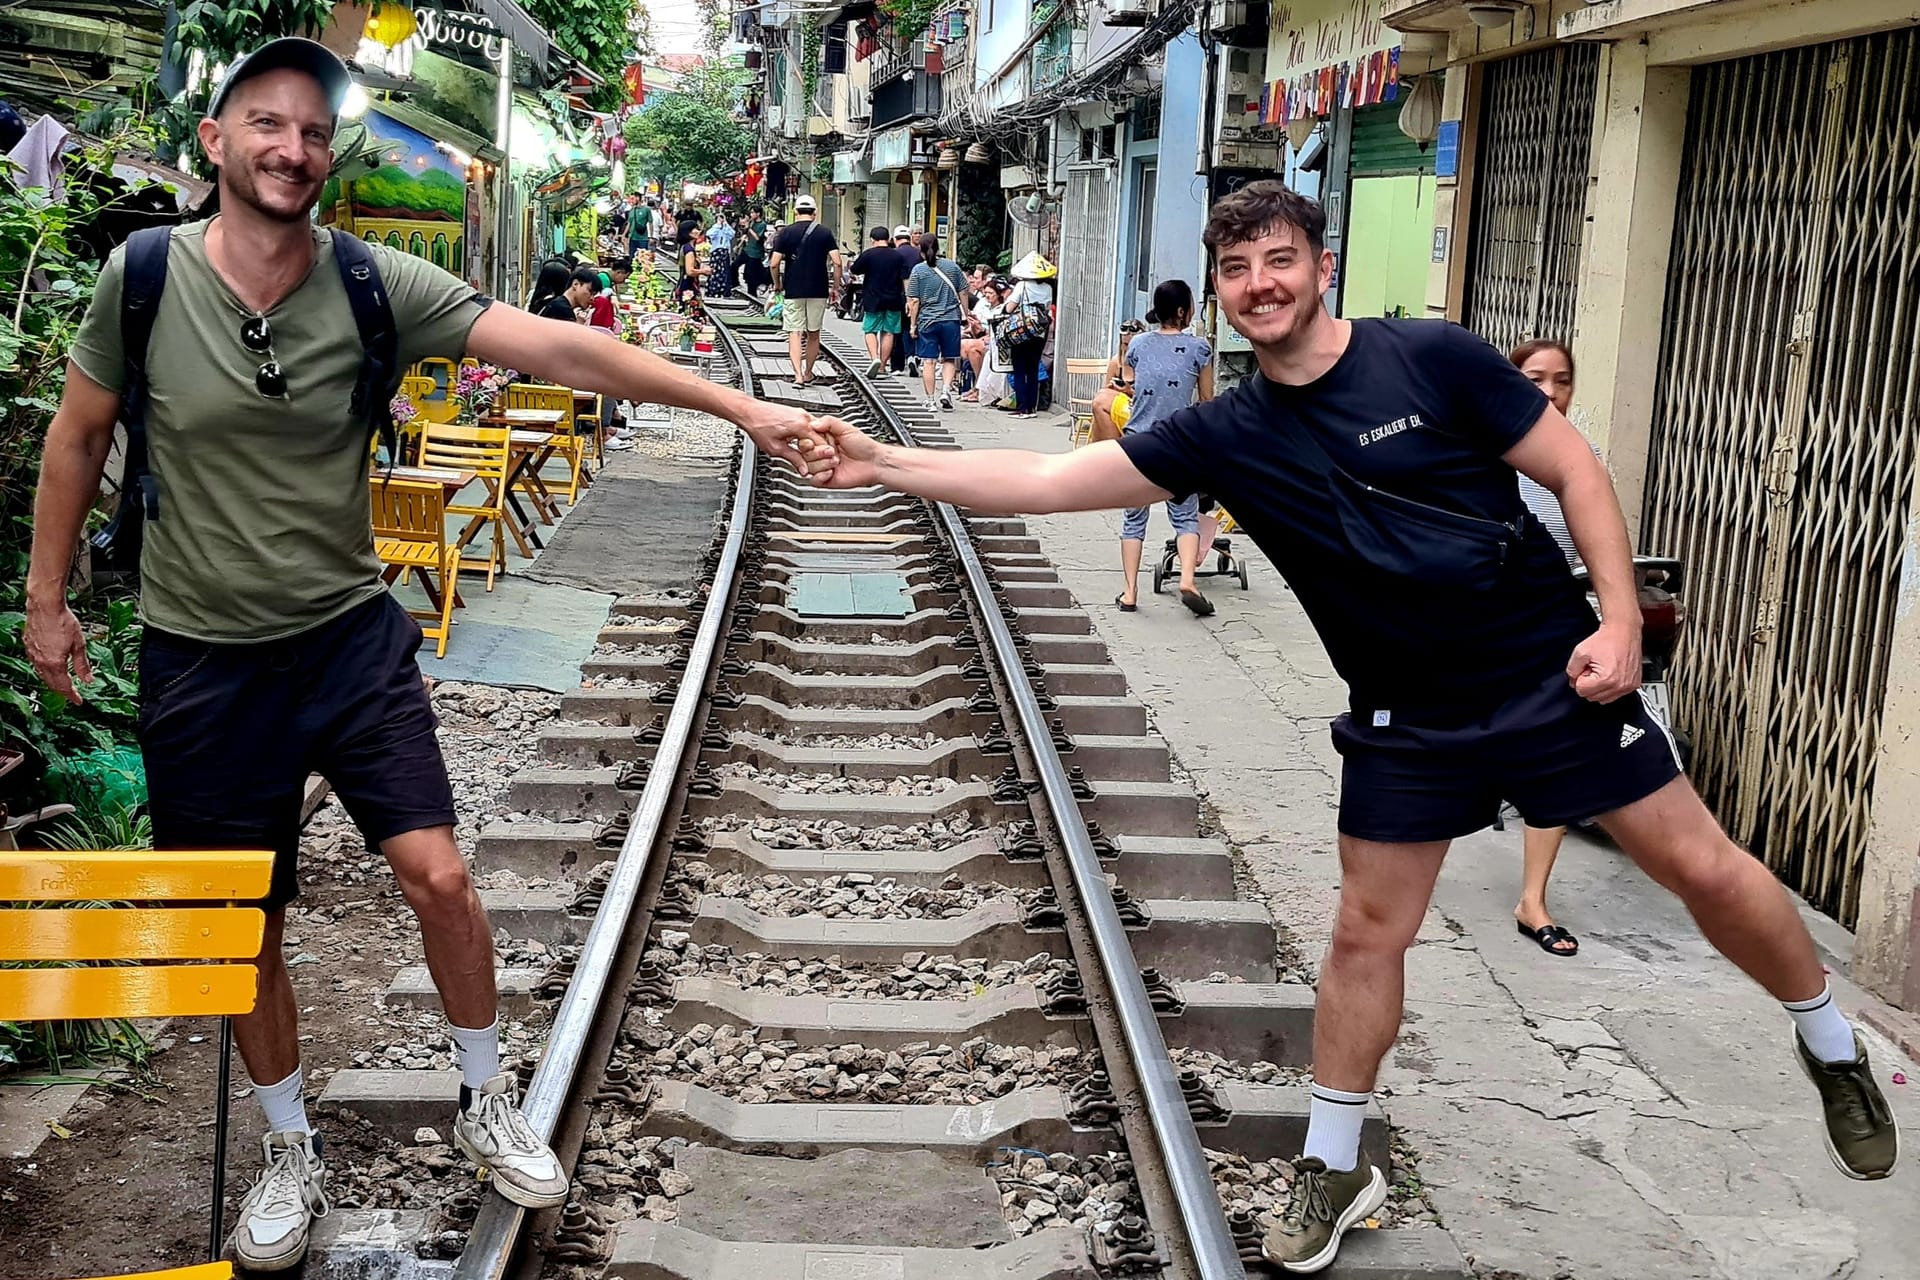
[363,0,418,49]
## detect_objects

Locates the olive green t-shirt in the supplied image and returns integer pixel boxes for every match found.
[69,220,488,641]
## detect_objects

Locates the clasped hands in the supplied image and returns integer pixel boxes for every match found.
[738,407,872,489]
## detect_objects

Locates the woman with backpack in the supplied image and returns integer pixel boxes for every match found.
[996,252,1055,418]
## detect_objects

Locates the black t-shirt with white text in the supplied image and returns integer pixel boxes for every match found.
[1119,319,1595,718]
[851,246,909,311]
[772,220,837,298]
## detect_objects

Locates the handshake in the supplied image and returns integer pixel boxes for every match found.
[736,407,878,490]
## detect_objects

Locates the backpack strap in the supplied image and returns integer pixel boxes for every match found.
[329,229,400,461]
[118,225,172,521]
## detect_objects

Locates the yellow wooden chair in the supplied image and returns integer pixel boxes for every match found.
[409,359,461,426]
[576,391,606,470]
[1063,358,1110,447]
[421,422,521,589]
[371,477,462,657]
[0,848,272,1270]
[504,382,587,506]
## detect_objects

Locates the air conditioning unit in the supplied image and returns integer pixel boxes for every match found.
[1209,1,1249,27]
[849,110,871,127]
[1120,63,1162,95]
[1104,0,1152,26]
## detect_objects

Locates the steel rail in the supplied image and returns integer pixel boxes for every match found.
[453,314,761,1280]
[818,335,1245,1277]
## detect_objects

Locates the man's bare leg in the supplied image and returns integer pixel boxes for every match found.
[382,824,496,1029]
[788,331,806,382]
[1312,835,1451,1098]
[805,329,823,382]
[1595,777,1823,998]
[235,906,301,1090]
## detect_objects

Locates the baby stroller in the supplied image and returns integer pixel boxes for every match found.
[1153,498,1251,594]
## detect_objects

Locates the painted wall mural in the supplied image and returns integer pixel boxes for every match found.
[320,109,469,272]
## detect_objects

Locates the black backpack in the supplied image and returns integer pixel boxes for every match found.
[92,226,402,568]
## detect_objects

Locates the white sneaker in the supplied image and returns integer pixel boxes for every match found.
[867,359,884,378]
[605,437,634,451]
[924,398,940,414]
[453,1073,569,1208]
[938,388,955,411]
[231,1131,329,1272]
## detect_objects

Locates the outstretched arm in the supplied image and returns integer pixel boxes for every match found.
[808,421,1170,515]
[467,304,816,468]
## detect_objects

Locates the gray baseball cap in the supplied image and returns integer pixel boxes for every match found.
[208,37,353,119]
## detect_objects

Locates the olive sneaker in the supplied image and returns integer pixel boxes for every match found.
[453,1073,570,1207]
[1795,1029,1898,1180]
[1261,1156,1387,1273]
[231,1131,329,1272]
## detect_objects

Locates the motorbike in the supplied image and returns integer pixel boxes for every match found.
[1573,555,1692,767]
[835,266,864,321]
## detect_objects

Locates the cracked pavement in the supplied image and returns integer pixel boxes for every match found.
[936,401,1920,1279]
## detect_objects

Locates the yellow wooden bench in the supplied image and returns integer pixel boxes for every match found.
[0,848,272,1272]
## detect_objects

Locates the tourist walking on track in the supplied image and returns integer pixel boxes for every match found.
[798,179,1898,1274]
[768,194,840,386]
[851,225,909,377]
[1115,280,1215,616]
[905,238,971,412]
[24,38,824,1273]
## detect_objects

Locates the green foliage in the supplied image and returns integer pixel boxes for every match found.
[0,599,143,773]
[675,57,753,114]
[956,162,1006,276]
[624,95,753,187]
[801,18,824,112]
[878,0,943,43]
[524,0,649,110]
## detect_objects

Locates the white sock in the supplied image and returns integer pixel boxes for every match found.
[1784,984,1857,1064]
[1302,1082,1370,1172]
[251,1066,313,1136]
[449,1019,502,1090]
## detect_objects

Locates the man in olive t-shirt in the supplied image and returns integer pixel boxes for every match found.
[69,218,479,640]
[26,38,823,1274]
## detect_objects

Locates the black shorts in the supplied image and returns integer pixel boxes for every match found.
[138,592,456,908]
[1332,670,1682,843]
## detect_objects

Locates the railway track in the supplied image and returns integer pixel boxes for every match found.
[310,301,1468,1280]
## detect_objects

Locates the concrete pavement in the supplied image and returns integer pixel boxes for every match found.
[843,334,1920,1279]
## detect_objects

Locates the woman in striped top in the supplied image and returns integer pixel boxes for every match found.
[1511,338,1586,957]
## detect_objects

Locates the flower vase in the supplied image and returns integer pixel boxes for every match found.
[679,334,694,352]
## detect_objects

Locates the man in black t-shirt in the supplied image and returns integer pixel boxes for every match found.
[890,227,921,372]
[851,226,909,378]
[768,195,842,384]
[802,181,1896,1273]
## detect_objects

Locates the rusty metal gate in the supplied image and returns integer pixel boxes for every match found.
[1643,28,1920,925]
[1463,43,1600,355]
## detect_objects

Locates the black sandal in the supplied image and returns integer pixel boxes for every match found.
[1518,920,1579,956]
[1180,588,1215,617]
[1114,594,1138,612]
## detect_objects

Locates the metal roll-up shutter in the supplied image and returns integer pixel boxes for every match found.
[1348,98,1433,178]
[1463,44,1600,356]
[1643,27,1920,924]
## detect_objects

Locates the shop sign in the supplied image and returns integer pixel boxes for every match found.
[413,6,510,65]
[1261,0,1401,126]
[872,126,914,173]
[1269,0,1396,81]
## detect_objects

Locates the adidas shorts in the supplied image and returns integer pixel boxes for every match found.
[1331,669,1682,843]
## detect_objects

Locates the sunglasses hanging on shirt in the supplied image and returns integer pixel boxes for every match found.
[239,315,288,399]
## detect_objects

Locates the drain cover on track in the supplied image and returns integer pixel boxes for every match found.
[787,571,913,617]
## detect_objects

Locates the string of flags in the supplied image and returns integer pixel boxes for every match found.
[1261,47,1401,126]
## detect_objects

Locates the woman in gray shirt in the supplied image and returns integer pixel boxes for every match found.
[1117,280,1214,615]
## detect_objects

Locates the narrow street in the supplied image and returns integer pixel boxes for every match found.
[824,310,1920,1280]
